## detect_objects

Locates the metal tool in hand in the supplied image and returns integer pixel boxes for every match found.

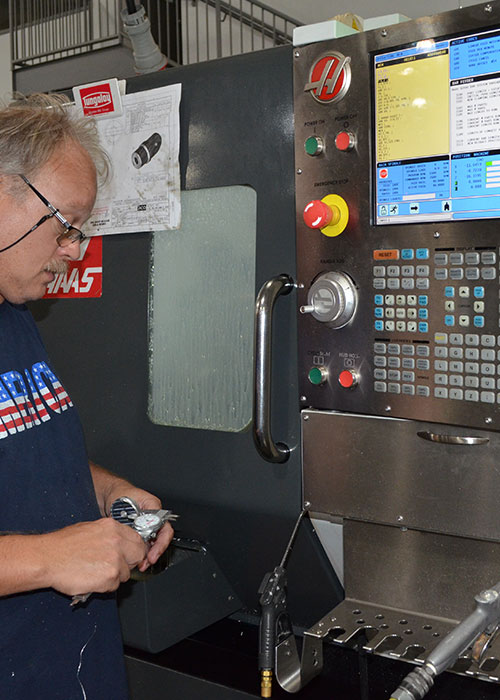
[258,508,307,698]
[70,497,178,607]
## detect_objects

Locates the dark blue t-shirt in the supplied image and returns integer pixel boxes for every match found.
[0,301,128,699]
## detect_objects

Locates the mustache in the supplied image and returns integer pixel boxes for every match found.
[44,259,69,275]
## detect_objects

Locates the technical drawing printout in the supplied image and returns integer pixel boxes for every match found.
[374,29,500,224]
[84,83,181,235]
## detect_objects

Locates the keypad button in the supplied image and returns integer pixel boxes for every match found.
[387,279,401,289]
[459,287,470,298]
[474,286,485,299]
[385,295,395,305]
[465,389,479,401]
[374,278,386,289]
[374,368,387,380]
[465,362,479,374]
[465,348,479,360]
[374,381,387,392]
[458,316,469,327]
[481,349,495,361]
[481,267,496,280]
[396,308,406,319]
[434,374,448,385]
[396,321,406,332]
[449,361,463,372]
[449,388,464,400]
[374,295,384,305]
[416,248,429,260]
[401,371,415,382]
[407,322,417,332]
[482,363,495,375]
[481,377,495,390]
[375,320,384,331]
[474,316,485,328]
[481,335,496,347]
[435,347,448,358]
[374,356,387,367]
[388,370,401,381]
[416,385,430,396]
[407,295,417,306]
[445,300,455,311]
[481,251,496,265]
[435,268,448,280]
[434,360,448,371]
[385,321,395,331]
[449,375,464,386]
[474,301,485,313]
[402,358,415,369]
[407,308,417,320]
[435,333,448,345]
[387,266,400,277]
[373,266,386,277]
[445,315,455,326]
[444,286,455,298]
[385,308,395,319]
[402,278,415,289]
[416,359,430,370]
[466,268,480,280]
[402,384,415,395]
[449,347,463,359]
[449,268,464,280]
[465,252,480,265]
[416,279,430,290]
[418,322,428,333]
[416,345,430,357]
[434,253,448,265]
[388,344,400,354]
[481,391,495,403]
[402,345,415,355]
[374,342,387,354]
[416,265,430,276]
[449,253,464,265]
[450,334,464,345]
[465,376,479,388]
[401,249,414,260]
[396,295,405,306]
[417,295,428,306]
[465,334,479,346]
[375,307,384,319]
[434,387,448,398]
[401,266,414,277]
[388,383,401,394]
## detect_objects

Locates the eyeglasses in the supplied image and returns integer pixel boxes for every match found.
[0,174,86,254]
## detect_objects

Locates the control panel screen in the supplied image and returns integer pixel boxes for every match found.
[374,28,500,225]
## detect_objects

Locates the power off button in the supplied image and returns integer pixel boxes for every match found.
[338,369,358,388]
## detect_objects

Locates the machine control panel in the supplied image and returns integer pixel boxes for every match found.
[294,3,500,431]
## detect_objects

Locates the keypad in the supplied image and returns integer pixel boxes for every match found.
[372,247,500,405]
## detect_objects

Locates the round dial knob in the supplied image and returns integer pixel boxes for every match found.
[300,271,357,328]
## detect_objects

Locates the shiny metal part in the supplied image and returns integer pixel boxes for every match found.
[253,274,294,463]
[417,431,489,446]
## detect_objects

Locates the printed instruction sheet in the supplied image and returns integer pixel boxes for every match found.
[83,83,181,235]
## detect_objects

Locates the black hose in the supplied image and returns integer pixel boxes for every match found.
[125,0,137,14]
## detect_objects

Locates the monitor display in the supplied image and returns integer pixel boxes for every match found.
[374,27,500,224]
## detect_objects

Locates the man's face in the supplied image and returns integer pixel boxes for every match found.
[0,140,97,304]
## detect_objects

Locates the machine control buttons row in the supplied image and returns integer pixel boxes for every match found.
[434,251,496,265]
[373,248,430,261]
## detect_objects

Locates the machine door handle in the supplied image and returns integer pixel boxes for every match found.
[253,274,294,463]
[417,431,489,446]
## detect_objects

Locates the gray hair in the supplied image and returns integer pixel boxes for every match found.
[0,92,110,189]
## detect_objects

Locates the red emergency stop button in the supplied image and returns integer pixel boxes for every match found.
[335,131,356,152]
[303,200,340,229]
[338,370,358,388]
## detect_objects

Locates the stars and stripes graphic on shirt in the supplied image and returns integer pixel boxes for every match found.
[0,361,73,440]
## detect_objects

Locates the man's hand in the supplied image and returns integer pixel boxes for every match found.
[90,462,175,573]
[38,518,148,596]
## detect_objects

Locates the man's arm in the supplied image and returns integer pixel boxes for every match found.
[0,518,147,598]
[89,461,174,571]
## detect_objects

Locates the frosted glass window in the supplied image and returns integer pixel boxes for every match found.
[149,186,257,431]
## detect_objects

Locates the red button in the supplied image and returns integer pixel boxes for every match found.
[335,131,355,152]
[339,370,356,388]
[303,200,333,229]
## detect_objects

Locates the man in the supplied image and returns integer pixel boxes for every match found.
[0,93,173,698]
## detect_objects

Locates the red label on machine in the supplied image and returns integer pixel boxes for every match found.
[73,79,123,118]
[43,236,103,299]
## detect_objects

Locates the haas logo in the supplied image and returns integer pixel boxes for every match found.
[305,52,351,104]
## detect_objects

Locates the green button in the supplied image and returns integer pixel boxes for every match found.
[308,367,325,385]
[305,136,322,156]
